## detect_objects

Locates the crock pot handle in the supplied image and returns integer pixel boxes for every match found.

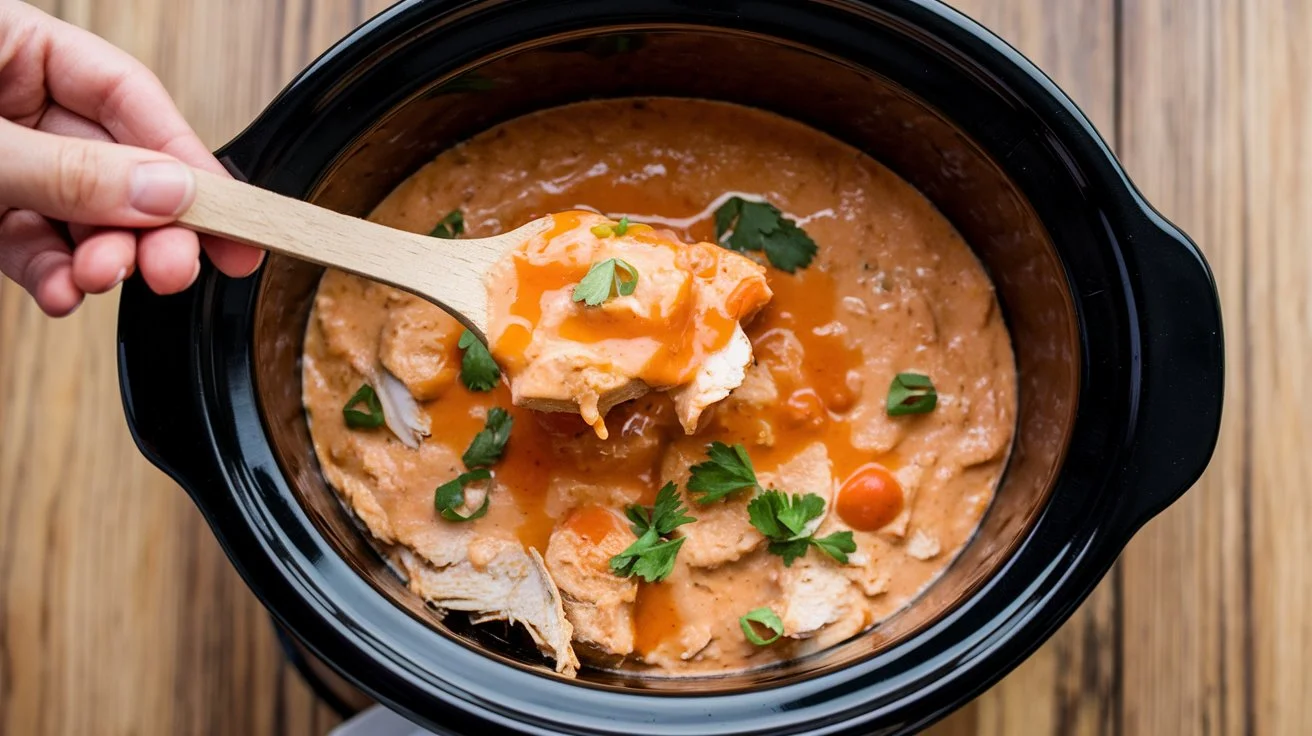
[116,273,222,500]
[1115,212,1224,535]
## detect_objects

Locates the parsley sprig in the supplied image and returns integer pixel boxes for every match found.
[609,482,696,583]
[572,258,639,307]
[748,490,856,566]
[713,196,817,273]
[462,407,513,469]
[687,442,762,504]
[457,329,501,391]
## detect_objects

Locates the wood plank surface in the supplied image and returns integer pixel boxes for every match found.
[0,0,1305,734]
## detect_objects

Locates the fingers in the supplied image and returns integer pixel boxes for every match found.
[21,4,217,170]
[137,226,201,295]
[0,208,81,316]
[70,228,134,293]
[0,117,196,226]
[30,12,266,277]
[35,102,113,142]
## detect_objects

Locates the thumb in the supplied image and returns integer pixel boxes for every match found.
[0,117,195,227]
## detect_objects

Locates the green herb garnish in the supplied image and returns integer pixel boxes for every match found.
[713,196,817,273]
[609,482,696,583]
[462,407,513,469]
[886,372,937,416]
[614,216,630,236]
[429,209,465,239]
[434,468,492,522]
[457,329,501,392]
[687,442,762,504]
[748,490,856,566]
[342,384,384,428]
[572,258,639,307]
[739,607,784,646]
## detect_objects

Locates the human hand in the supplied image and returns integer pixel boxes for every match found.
[0,0,263,316]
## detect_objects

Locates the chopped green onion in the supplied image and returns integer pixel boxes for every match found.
[342,384,384,428]
[739,607,784,645]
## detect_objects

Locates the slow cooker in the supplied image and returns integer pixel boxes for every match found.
[117,1,1224,733]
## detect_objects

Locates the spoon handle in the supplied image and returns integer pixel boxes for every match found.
[176,168,522,334]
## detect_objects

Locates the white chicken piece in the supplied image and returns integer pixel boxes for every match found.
[544,508,638,656]
[778,557,862,638]
[373,368,431,449]
[668,325,754,434]
[377,297,462,402]
[396,544,580,676]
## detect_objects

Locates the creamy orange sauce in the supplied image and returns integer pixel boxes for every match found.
[302,98,1017,677]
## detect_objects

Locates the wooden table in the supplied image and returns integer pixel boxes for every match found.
[1,0,1305,733]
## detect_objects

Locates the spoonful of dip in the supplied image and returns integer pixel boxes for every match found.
[177,168,772,437]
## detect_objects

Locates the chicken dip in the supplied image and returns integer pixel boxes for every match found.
[301,98,1016,677]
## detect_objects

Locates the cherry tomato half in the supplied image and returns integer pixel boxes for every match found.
[835,463,904,531]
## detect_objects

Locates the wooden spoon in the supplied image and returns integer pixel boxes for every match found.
[176,167,552,335]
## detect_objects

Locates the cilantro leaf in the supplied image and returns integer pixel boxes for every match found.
[629,536,686,582]
[623,482,694,537]
[462,407,513,469]
[609,529,687,583]
[886,372,938,416]
[457,329,501,391]
[712,196,818,273]
[762,219,818,273]
[776,492,825,537]
[429,209,465,239]
[766,538,812,567]
[687,442,761,504]
[611,483,695,583]
[609,528,658,577]
[434,468,491,522]
[810,531,857,564]
[748,489,853,567]
[572,258,639,306]
[739,607,784,646]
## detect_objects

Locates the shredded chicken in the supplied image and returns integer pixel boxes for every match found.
[397,545,579,676]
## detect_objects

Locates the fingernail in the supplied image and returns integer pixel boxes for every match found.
[129,161,195,217]
[188,258,201,287]
[111,267,128,288]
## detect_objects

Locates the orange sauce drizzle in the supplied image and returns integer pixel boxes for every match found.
[632,581,683,657]
[491,212,767,389]
[703,266,885,480]
[562,504,623,544]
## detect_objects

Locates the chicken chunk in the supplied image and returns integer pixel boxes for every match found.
[665,441,833,569]
[778,557,862,638]
[485,211,771,438]
[378,297,463,401]
[544,506,638,656]
[397,544,579,676]
[668,325,754,434]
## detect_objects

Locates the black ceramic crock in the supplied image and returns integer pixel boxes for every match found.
[116,1,1224,734]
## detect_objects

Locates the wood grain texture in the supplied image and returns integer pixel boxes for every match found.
[0,0,1303,734]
